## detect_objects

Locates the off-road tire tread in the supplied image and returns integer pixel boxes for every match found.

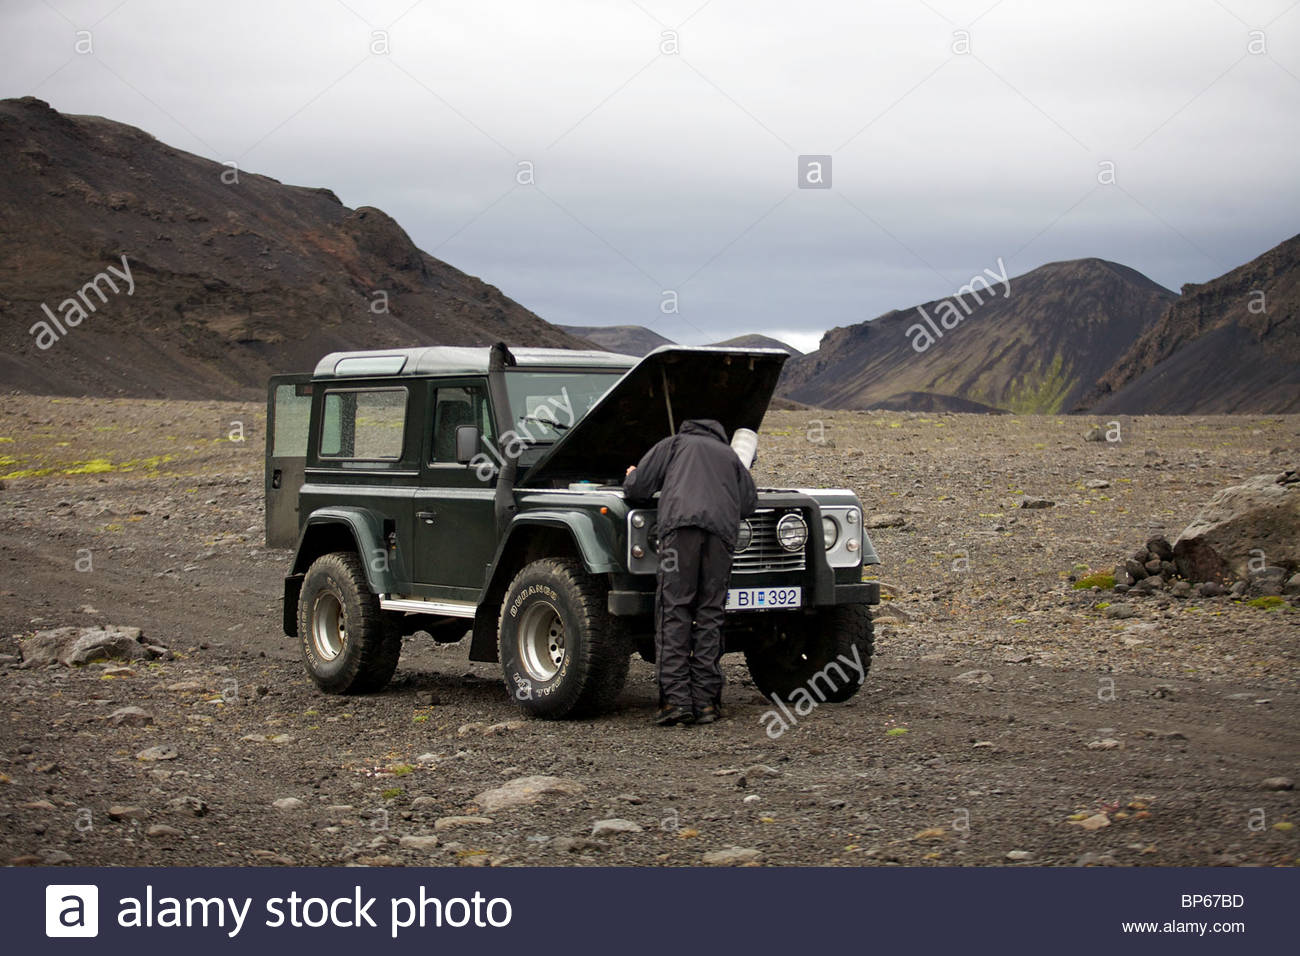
[744,603,874,704]
[499,558,629,718]
[298,551,400,694]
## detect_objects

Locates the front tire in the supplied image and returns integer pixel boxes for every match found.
[498,558,630,718]
[745,603,874,704]
[297,551,400,694]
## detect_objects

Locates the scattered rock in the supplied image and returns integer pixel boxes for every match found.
[107,706,153,727]
[457,723,487,737]
[272,797,305,811]
[701,846,762,866]
[474,775,583,813]
[1196,581,1225,597]
[108,805,149,821]
[1075,851,1116,865]
[484,720,527,736]
[1261,777,1293,791]
[165,796,208,816]
[1146,536,1174,561]
[865,513,906,528]
[1005,850,1034,861]
[43,849,74,864]
[20,624,161,668]
[551,836,599,854]
[398,835,440,851]
[135,745,178,762]
[953,669,994,685]
[1085,479,1110,489]
[146,824,183,838]
[1019,498,1055,509]
[592,818,643,836]
[1087,738,1122,750]
[434,816,493,830]
[1075,813,1111,831]
[165,681,206,693]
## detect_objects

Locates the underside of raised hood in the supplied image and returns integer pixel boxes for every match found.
[518,346,789,487]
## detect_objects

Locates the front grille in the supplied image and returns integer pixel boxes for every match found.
[732,509,806,573]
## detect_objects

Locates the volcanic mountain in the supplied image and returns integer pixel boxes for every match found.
[780,259,1175,413]
[556,324,673,357]
[710,333,802,356]
[560,326,803,358]
[0,97,592,400]
[1082,233,1300,414]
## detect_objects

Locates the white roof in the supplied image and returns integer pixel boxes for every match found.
[312,346,637,378]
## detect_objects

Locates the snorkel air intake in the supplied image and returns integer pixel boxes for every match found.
[487,342,518,536]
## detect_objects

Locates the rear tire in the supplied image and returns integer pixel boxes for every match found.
[498,558,630,718]
[745,604,874,704]
[298,551,400,694]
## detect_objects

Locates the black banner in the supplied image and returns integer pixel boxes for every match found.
[8,866,1294,953]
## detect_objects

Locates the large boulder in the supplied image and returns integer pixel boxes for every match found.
[1173,470,1300,582]
[20,625,163,667]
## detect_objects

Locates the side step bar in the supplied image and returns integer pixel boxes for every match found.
[379,596,477,618]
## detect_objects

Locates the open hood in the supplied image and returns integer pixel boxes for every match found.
[518,346,789,487]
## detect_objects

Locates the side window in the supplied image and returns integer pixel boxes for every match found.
[320,388,407,460]
[271,382,312,457]
[432,386,493,462]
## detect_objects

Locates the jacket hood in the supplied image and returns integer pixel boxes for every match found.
[518,346,788,487]
[680,419,728,442]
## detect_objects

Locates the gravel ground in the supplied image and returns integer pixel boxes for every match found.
[0,397,1296,867]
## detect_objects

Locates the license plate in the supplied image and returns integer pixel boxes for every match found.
[725,586,802,611]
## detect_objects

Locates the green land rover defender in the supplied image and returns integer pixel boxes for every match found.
[266,343,881,719]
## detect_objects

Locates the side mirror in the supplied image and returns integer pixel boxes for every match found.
[454,424,480,464]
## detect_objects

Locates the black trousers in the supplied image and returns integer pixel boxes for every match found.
[655,526,731,710]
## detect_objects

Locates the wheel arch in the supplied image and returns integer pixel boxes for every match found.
[468,515,615,662]
[284,508,395,636]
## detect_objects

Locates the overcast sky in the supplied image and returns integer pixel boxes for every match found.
[3,0,1298,352]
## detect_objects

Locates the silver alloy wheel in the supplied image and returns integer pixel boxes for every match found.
[518,601,565,681]
[311,592,346,662]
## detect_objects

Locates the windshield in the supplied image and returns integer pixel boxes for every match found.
[504,370,625,444]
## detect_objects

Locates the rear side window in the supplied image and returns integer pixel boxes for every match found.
[320,388,407,460]
[271,382,312,457]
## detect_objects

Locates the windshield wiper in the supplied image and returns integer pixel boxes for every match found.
[520,416,570,431]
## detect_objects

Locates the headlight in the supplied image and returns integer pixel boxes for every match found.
[822,516,839,550]
[776,513,808,552]
[735,519,752,552]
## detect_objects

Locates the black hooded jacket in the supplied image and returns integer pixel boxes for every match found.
[623,419,758,550]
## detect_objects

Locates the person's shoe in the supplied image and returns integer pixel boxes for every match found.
[654,704,695,726]
[695,703,722,725]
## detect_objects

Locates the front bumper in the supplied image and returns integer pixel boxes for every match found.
[607,581,879,616]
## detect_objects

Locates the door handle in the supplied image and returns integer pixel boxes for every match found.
[271,468,282,489]
[416,510,437,524]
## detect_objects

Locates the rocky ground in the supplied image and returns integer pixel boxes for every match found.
[0,397,1297,867]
